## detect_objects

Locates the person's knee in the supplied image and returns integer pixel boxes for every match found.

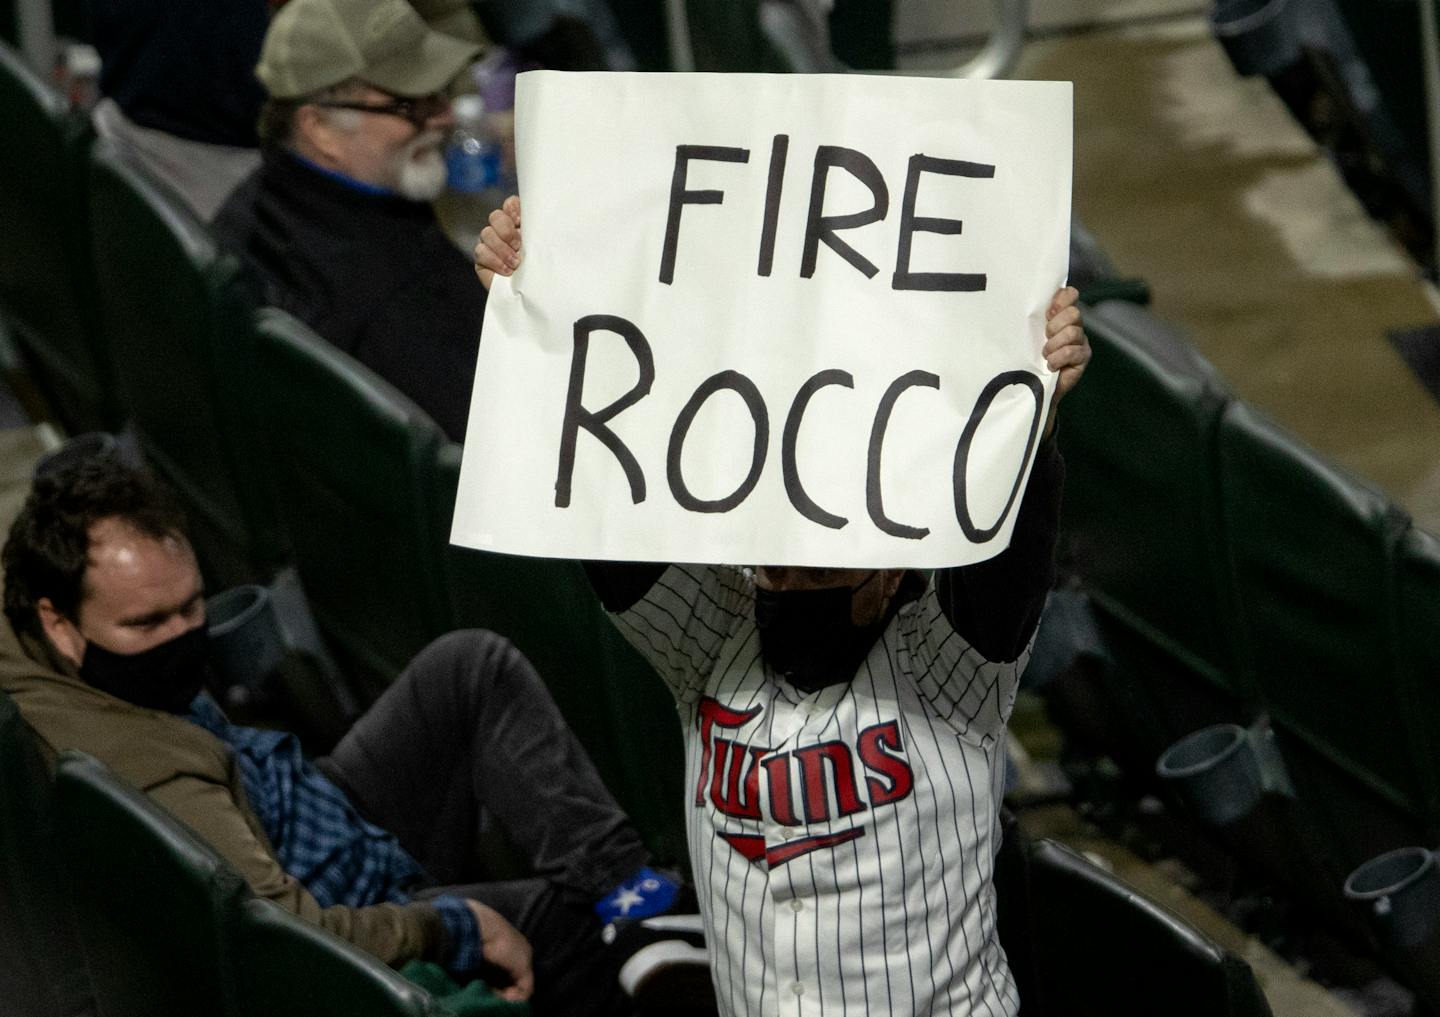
[421,628,521,669]
[405,629,540,707]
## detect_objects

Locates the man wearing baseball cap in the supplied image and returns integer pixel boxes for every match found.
[213,0,488,441]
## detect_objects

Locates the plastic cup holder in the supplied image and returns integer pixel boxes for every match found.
[1345,847,1440,949]
[207,585,286,693]
[1156,724,1263,827]
[1211,0,1298,77]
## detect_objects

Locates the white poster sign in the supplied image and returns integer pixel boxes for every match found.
[453,71,1072,567]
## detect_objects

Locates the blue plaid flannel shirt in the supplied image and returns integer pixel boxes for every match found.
[186,695,481,973]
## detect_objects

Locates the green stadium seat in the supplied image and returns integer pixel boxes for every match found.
[992,811,1042,1009]
[234,897,448,1017]
[1218,401,1424,866]
[1055,300,1245,764]
[0,41,116,432]
[53,750,248,1017]
[436,444,688,865]
[1023,838,1273,1017]
[86,136,285,586]
[995,813,1274,1017]
[1396,526,1440,833]
[1069,220,1151,307]
[0,691,93,1017]
[252,307,452,701]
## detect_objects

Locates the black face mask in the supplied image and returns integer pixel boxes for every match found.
[78,624,210,714]
[753,574,888,693]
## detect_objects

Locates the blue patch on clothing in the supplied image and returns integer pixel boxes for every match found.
[594,865,680,923]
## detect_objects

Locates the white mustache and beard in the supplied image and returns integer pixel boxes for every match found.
[391,128,448,202]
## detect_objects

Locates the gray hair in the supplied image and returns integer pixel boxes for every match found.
[257,79,369,147]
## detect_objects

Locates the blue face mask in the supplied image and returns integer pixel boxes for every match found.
[79,624,210,714]
[753,573,887,692]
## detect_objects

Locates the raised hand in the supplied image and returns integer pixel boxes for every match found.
[473,195,522,292]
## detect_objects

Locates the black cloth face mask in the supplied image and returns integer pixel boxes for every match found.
[78,623,210,714]
[753,573,889,693]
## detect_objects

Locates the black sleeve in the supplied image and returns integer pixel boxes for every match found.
[935,437,1064,663]
[583,561,669,613]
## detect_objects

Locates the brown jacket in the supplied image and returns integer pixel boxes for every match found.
[0,622,448,968]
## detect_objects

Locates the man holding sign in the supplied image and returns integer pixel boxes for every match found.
[466,72,1088,1016]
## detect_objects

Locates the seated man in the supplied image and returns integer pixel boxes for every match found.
[90,0,495,223]
[0,454,706,1016]
[213,0,488,440]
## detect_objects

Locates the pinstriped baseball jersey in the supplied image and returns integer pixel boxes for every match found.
[613,563,1028,1017]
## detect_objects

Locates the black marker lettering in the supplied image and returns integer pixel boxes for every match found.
[892,154,994,292]
[660,145,750,285]
[667,371,770,513]
[953,370,1044,541]
[554,315,654,508]
[782,369,853,529]
[866,370,939,540]
[800,146,889,280]
[757,135,790,277]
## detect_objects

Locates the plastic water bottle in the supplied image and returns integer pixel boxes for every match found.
[442,94,505,251]
[472,49,519,195]
[446,94,502,196]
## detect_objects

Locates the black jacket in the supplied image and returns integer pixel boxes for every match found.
[214,150,487,440]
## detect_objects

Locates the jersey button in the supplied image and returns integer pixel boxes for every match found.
[791,982,805,997]
[790,899,804,913]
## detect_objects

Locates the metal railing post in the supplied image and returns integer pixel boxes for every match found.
[954,0,1030,80]
[666,0,697,72]
[1420,0,1440,276]
[16,0,56,76]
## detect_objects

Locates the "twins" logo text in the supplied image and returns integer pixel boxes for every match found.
[695,697,916,866]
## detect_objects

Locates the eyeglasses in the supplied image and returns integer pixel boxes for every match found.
[310,92,450,129]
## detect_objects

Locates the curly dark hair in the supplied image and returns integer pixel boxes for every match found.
[2,455,188,640]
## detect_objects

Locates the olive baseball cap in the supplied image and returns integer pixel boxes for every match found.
[257,0,483,100]
[409,0,488,45]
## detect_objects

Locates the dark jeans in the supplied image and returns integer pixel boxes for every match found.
[319,630,649,1017]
